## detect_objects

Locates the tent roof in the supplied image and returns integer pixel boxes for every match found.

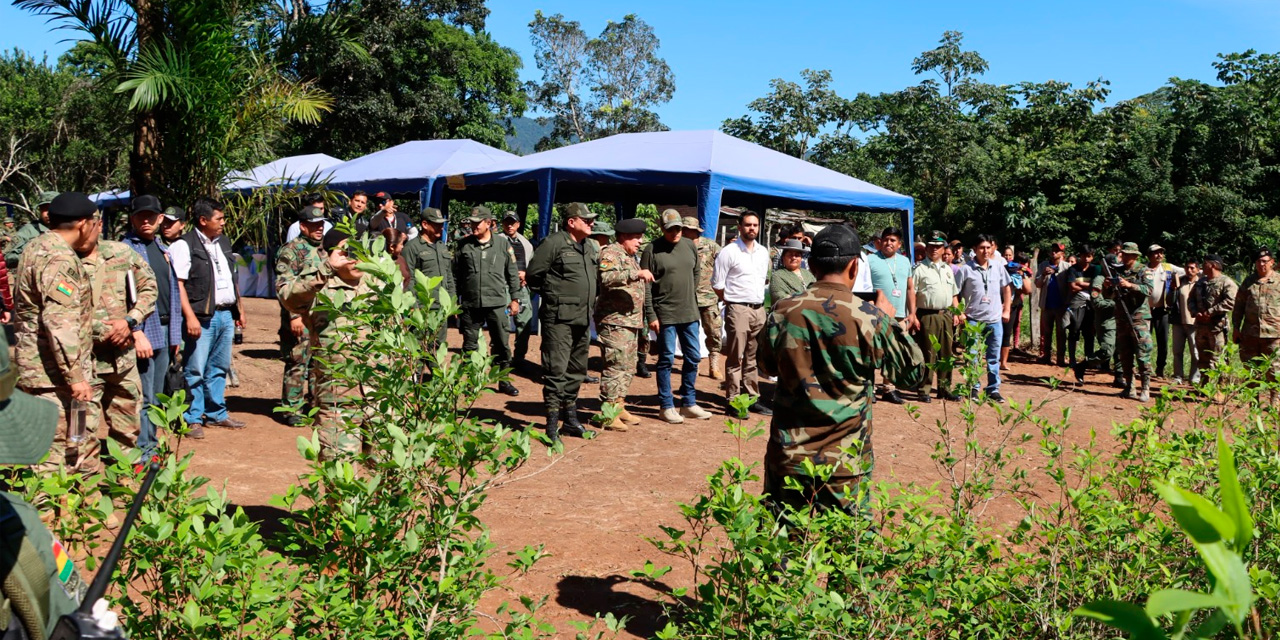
[325,139,516,195]
[223,153,343,191]
[444,130,912,213]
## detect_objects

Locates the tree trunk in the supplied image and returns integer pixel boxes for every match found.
[1029,247,1041,352]
[129,0,162,196]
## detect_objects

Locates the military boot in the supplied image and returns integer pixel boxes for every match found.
[617,408,642,425]
[1118,377,1136,399]
[545,407,561,443]
[560,405,596,439]
[1112,372,1125,388]
[1138,375,1151,403]
[708,353,724,381]
[635,357,652,379]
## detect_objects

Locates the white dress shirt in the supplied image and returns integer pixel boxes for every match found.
[852,255,873,293]
[170,229,238,305]
[713,237,770,304]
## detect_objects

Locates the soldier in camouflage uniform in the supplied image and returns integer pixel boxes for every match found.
[5,191,56,269]
[1233,247,1280,384]
[1189,254,1238,378]
[82,237,158,466]
[1090,249,1123,386]
[13,193,98,473]
[758,224,925,515]
[594,218,654,431]
[274,205,328,426]
[280,230,373,459]
[681,216,723,380]
[1105,242,1156,402]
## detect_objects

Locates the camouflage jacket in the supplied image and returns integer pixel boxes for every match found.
[1189,274,1238,330]
[758,281,925,484]
[595,242,647,328]
[13,232,93,389]
[1106,264,1154,323]
[1233,271,1280,339]
[5,221,49,269]
[275,237,326,320]
[694,237,720,308]
[83,240,158,374]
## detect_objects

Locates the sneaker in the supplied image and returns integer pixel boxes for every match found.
[987,392,1007,404]
[1172,377,1183,386]
[660,408,685,424]
[680,405,713,420]
[206,417,246,429]
[1190,372,1202,385]
[584,375,600,384]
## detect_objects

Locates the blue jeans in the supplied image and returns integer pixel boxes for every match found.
[183,310,234,425]
[135,340,171,456]
[969,320,1003,394]
[656,321,701,410]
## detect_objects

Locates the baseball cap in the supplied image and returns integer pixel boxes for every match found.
[467,206,494,223]
[48,192,98,220]
[660,209,682,230]
[1120,242,1143,256]
[502,211,521,223]
[374,191,392,204]
[131,194,162,215]
[1252,247,1273,262]
[297,205,326,222]
[420,207,445,224]
[1050,242,1066,253]
[36,191,58,207]
[812,224,862,259]
[1148,244,1165,254]
[563,202,597,221]
[162,206,187,222]
[0,327,57,465]
[681,216,703,232]
[590,221,615,238]
[322,229,350,251]
[925,230,948,245]
[615,218,646,235]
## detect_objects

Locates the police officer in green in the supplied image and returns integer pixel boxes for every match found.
[526,203,599,442]
[0,327,123,638]
[403,207,455,352]
[5,191,57,269]
[452,206,521,396]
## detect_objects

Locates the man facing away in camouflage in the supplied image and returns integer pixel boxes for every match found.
[275,205,328,427]
[82,221,158,465]
[1189,254,1238,379]
[1105,242,1156,402]
[681,216,724,381]
[13,193,98,472]
[4,191,56,269]
[1233,246,1280,386]
[594,218,654,431]
[758,224,925,516]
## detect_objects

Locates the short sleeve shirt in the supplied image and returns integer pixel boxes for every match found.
[866,251,913,318]
[957,260,1011,324]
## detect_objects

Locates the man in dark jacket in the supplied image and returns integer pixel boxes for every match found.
[452,206,520,396]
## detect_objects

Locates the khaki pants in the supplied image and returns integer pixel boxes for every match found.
[1239,334,1280,382]
[914,310,954,395]
[723,302,766,399]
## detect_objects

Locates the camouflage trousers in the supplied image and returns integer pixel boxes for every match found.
[1093,302,1118,373]
[699,304,723,356]
[597,324,640,404]
[1239,335,1280,382]
[763,467,868,519]
[310,352,364,460]
[1116,318,1153,379]
[512,286,534,362]
[27,365,140,475]
[1194,326,1228,373]
[280,322,311,410]
[27,388,98,475]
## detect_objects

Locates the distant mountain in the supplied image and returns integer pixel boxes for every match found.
[505,117,553,155]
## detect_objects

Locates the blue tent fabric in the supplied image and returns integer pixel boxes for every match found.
[88,153,346,207]
[436,130,914,244]
[325,140,515,199]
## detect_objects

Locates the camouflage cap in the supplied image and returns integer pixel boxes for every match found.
[36,191,58,207]
[590,221,614,238]
[1120,242,1143,256]
[420,206,445,224]
[468,206,494,223]
[563,202,597,221]
[297,204,326,222]
[0,322,57,465]
[162,206,187,222]
[660,209,683,230]
[681,216,703,232]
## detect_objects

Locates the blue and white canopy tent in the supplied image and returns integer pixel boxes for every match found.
[88,153,345,207]
[323,140,516,209]
[433,130,914,246]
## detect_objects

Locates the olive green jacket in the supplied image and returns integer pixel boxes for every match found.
[452,234,519,309]
[527,230,599,327]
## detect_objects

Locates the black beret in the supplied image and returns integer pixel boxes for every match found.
[615,218,647,235]
[322,229,350,252]
[1251,247,1273,262]
[49,192,98,220]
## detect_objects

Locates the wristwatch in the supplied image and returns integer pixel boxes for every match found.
[126,317,138,331]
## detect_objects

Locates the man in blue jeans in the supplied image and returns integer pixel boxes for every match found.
[122,194,184,451]
[168,198,246,435]
[957,235,1012,403]
[642,209,714,424]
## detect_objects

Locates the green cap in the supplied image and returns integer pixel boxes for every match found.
[420,206,445,224]
[468,206,494,223]
[0,325,57,465]
[36,191,58,207]
[590,221,614,238]
[563,202,597,221]
[660,209,682,230]
[1120,242,1142,256]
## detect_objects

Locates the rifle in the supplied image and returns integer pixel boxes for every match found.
[50,462,161,640]
[1073,256,1141,382]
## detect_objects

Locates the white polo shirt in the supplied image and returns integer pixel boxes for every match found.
[713,237,770,304]
[170,229,238,306]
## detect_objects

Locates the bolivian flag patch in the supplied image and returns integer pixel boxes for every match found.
[56,282,74,297]
[53,538,73,583]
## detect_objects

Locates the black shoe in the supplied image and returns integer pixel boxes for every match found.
[938,390,963,402]
[881,390,906,405]
[988,392,1007,404]
[498,381,520,396]
[560,407,596,438]
[635,360,652,378]
[283,413,305,428]
[545,408,561,443]
[584,375,600,384]
[918,393,933,404]
[749,402,773,416]
[1072,363,1086,385]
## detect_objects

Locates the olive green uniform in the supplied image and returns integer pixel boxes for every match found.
[403,234,455,349]
[453,234,520,369]
[3,221,49,269]
[0,492,85,637]
[527,230,599,413]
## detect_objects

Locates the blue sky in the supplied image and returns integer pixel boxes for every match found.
[4,0,1279,130]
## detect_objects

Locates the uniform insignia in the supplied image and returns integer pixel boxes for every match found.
[53,537,73,583]
[56,281,75,297]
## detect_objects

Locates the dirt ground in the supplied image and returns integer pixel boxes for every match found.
[185,297,1151,638]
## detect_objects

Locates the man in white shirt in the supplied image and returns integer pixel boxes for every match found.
[169,197,246,435]
[712,211,772,415]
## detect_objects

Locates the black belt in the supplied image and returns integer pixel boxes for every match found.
[215,304,236,311]
[917,308,947,316]
[728,301,763,309]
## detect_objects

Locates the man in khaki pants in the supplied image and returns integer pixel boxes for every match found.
[712,211,772,415]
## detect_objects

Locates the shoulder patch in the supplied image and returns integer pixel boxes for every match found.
[52,537,73,583]
[50,280,77,304]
